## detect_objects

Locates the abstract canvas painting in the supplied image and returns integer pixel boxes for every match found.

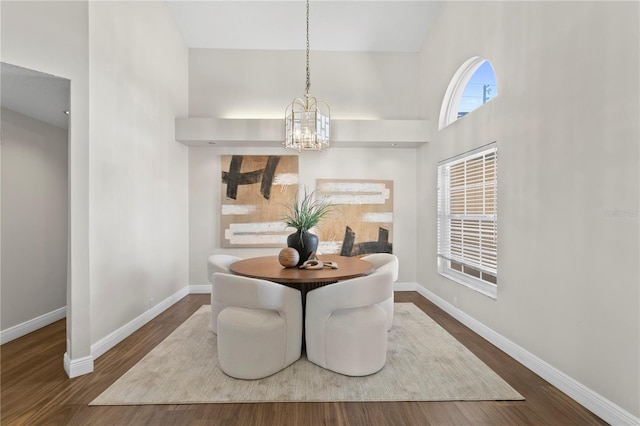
[221,155,299,247]
[315,179,393,256]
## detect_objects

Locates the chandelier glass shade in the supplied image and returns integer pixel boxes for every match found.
[284,0,330,151]
[285,94,330,151]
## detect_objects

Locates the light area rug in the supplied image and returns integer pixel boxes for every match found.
[91,303,523,405]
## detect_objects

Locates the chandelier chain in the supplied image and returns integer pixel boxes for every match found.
[305,0,310,95]
[283,0,329,152]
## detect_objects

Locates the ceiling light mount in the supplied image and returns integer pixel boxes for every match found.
[284,0,330,152]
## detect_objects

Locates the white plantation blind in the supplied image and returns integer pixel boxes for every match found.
[438,146,497,279]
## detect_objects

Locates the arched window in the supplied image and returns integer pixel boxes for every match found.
[439,57,498,129]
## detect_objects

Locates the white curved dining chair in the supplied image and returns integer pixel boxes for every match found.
[208,254,243,279]
[212,272,303,380]
[305,271,394,376]
[360,253,398,330]
[207,254,243,334]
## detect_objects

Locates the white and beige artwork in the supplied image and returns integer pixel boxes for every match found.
[315,179,393,256]
[221,155,298,248]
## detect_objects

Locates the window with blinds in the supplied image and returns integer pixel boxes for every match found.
[437,145,497,297]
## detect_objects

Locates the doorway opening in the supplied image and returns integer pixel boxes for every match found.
[1,62,70,344]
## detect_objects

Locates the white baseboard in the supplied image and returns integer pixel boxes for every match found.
[0,306,66,345]
[64,352,94,378]
[415,285,640,426]
[91,286,190,360]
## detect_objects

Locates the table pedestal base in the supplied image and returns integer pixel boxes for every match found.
[280,281,337,352]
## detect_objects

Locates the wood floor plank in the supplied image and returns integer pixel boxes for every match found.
[1,292,607,425]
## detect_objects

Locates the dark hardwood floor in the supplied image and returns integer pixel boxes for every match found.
[1,292,606,425]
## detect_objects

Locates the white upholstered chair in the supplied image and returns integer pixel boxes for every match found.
[208,254,243,277]
[212,272,303,380]
[207,254,243,334]
[360,253,398,331]
[305,271,394,376]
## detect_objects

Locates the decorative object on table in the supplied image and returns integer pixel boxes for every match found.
[221,155,299,248]
[283,187,332,266]
[316,179,394,256]
[322,261,338,269]
[284,0,330,152]
[299,260,339,270]
[299,259,323,270]
[299,252,339,270]
[278,247,300,268]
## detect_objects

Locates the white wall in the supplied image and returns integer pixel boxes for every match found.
[417,1,639,418]
[1,108,68,329]
[187,48,420,287]
[1,0,190,373]
[189,146,417,286]
[88,1,189,342]
[1,0,91,365]
[189,49,419,120]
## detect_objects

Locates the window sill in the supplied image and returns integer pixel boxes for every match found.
[439,269,497,300]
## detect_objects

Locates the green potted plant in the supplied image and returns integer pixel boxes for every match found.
[283,186,332,265]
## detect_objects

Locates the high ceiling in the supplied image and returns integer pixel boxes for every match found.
[1,1,441,131]
[166,1,441,52]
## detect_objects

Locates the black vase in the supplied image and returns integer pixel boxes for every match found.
[287,230,318,266]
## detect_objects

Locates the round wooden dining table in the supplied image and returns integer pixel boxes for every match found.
[229,254,374,287]
[230,253,374,307]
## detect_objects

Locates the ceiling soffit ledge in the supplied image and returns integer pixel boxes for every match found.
[175,118,430,148]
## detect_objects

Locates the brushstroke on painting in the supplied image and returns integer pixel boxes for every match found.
[221,155,299,247]
[316,179,393,256]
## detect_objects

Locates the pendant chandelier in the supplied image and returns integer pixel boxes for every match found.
[284,0,330,151]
